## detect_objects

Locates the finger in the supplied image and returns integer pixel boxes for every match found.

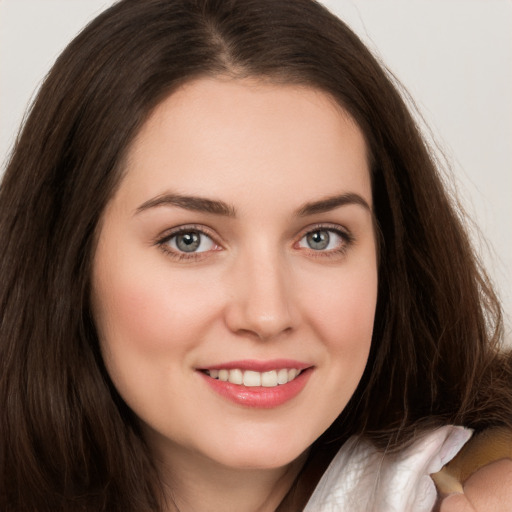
[438,493,477,512]
[462,458,512,512]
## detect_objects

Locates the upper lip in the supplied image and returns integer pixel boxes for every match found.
[198,359,312,372]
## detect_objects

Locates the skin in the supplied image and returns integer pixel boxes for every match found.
[91,77,378,511]
[438,460,512,512]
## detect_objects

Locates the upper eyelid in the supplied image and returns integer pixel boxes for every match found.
[156,224,220,244]
[297,223,352,239]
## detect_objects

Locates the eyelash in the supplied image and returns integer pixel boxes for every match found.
[156,224,220,262]
[296,223,355,258]
[155,223,355,261]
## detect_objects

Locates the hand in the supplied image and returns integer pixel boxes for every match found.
[438,458,512,512]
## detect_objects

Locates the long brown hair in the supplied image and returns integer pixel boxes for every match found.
[1,0,510,510]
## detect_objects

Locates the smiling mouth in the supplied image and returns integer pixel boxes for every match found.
[202,368,304,387]
[199,364,313,408]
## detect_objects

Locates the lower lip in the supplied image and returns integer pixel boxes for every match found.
[199,369,313,408]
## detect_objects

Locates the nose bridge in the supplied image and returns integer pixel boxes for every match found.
[225,240,296,340]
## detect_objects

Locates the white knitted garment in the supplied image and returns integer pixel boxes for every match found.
[304,425,472,512]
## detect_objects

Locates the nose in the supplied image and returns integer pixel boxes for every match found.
[224,249,298,341]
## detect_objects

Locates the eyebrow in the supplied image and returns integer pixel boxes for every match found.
[135,193,236,217]
[135,191,371,217]
[296,193,371,216]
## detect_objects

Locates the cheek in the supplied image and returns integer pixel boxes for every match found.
[90,247,227,418]
[92,234,226,363]
[303,262,378,355]
[290,261,377,438]
[93,263,224,358]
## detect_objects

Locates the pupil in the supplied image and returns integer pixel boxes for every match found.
[307,230,329,250]
[177,232,200,252]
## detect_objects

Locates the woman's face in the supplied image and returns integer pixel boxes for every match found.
[92,78,377,471]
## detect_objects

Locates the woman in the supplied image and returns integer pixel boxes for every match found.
[1,0,511,510]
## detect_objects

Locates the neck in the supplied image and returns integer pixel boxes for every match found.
[152,441,308,512]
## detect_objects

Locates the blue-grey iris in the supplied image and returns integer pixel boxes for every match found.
[176,232,201,252]
[307,230,330,250]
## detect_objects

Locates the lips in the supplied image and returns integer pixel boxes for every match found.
[197,360,313,408]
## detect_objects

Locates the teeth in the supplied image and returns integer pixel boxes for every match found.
[229,368,243,385]
[261,370,277,387]
[277,368,289,384]
[205,368,303,387]
[243,370,261,387]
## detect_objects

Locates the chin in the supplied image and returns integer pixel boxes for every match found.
[204,434,311,471]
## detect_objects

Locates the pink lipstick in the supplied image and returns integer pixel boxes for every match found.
[197,359,313,408]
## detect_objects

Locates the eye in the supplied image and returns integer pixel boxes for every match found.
[297,228,348,252]
[164,230,217,254]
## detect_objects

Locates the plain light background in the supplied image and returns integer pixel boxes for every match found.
[1,0,511,343]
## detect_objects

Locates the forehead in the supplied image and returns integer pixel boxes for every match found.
[120,77,372,212]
